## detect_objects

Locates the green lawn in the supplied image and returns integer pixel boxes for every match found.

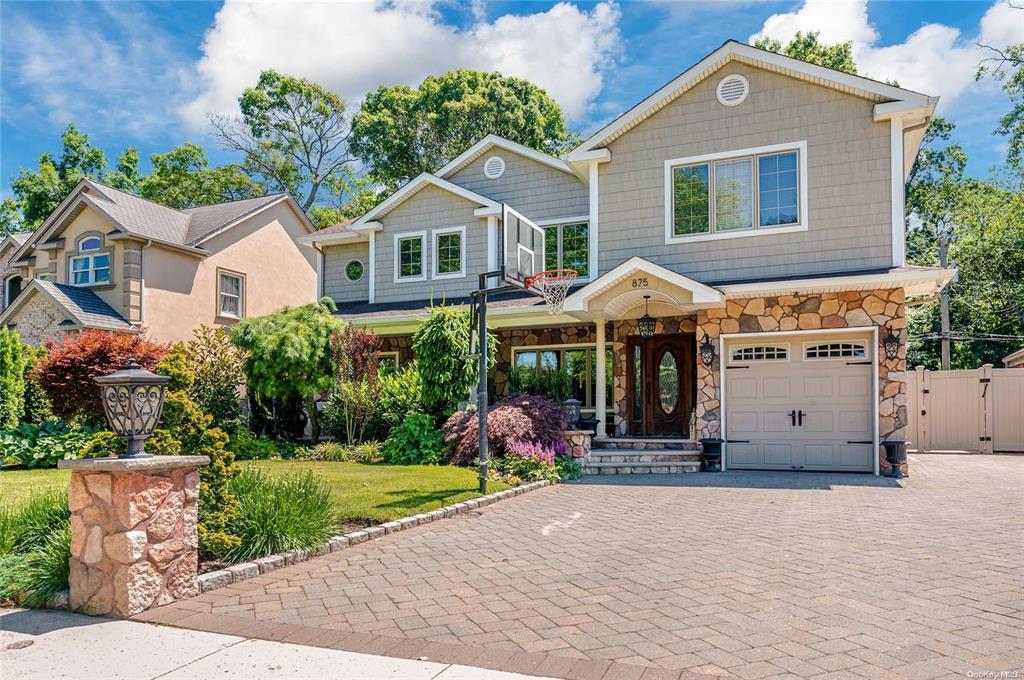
[0,461,508,522]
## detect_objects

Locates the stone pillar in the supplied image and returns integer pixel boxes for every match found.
[562,430,593,463]
[58,456,210,618]
[594,320,607,438]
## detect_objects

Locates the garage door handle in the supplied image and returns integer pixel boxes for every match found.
[846,360,872,365]
[788,410,797,426]
[797,410,805,426]
[726,439,749,443]
[847,440,872,444]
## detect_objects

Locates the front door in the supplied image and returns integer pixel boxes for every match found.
[627,334,695,436]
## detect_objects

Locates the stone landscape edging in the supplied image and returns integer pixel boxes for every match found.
[196,480,552,594]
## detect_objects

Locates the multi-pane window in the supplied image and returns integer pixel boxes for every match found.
[670,147,801,237]
[397,235,424,280]
[543,222,589,278]
[70,253,110,285]
[805,342,866,359]
[512,345,612,411]
[433,228,464,277]
[218,271,243,318]
[729,345,788,362]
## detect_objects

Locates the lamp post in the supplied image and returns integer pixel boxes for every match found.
[94,360,169,458]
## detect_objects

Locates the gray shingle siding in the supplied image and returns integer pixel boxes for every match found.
[323,242,369,303]
[597,62,893,281]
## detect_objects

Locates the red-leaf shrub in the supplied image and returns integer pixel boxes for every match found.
[443,394,568,465]
[33,330,168,424]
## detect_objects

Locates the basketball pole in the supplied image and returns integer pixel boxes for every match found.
[475,278,490,494]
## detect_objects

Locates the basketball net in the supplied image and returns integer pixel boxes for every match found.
[525,269,577,315]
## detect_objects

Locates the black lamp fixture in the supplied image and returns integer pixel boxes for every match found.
[699,334,716,367]
[94,360,169,458]
[882,324,901,361]
[637,295,657,338]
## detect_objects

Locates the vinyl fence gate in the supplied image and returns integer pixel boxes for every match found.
[906,365,1024,453]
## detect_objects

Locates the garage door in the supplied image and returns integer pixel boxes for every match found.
[724,333,874,472]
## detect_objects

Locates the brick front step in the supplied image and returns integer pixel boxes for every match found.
[592,437,699,451]
[589,450,701,463]
[583,461,701,475]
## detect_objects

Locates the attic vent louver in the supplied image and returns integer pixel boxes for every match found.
[483,155,506,179]
[716,74,749,106]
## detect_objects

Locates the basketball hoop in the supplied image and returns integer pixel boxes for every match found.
[525,269,577,315]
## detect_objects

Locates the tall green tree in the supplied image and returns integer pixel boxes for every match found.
[230,298,341,442]
[209,70,354,212]
[139,144,263,209]
[1,199,24,238]
[753,32,857,74]
[412,306,495,418]
[978,34,1024,168]
[351,70,576,187]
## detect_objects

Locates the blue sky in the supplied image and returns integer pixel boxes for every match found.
[2,0,1021,201]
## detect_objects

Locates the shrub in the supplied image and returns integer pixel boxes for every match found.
[186,325,245,430]
[506,440,556,464]
[0,490,69,556]
[78,430,180,459]
[21,346,53,425]
[365,366,423,441]
[225,468,336,562]
[2,525,71,608]
[555,455,582,480]
[0,422,97,468]
[227,430,278,460]
[0,328,28,429]
[443,394,568,466]
[498,447,560,484]
[32,330,167,424]
[507,365,573,403]
[295,441,381,463]
[382,413,445,465]
[413,306,495,417]
[322,380,376,445]
[157,343,195,392]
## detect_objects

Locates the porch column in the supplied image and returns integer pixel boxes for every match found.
[595,320,607,438]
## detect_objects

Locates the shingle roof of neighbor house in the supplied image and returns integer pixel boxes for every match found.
[32,280,132,331]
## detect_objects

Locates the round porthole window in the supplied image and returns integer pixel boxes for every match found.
[483,155,506,179]
[345,260,364,282]
[716,74,749,106]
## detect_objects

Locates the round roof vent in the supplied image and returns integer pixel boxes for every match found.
[716,74,749,106]
[483,155,506,179]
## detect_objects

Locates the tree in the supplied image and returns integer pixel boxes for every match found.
[183,325,246,430]
[210,70,354,212]
[978,28,1024,168]
[138,144,263,209]
[324,324,382,444]
[0,199,23,238]
[230,298,341,442]
[412,305,495,418]
[307,169,383,228]
[753,32,856,74]
[351,70,576,187]
[0,328,28,429]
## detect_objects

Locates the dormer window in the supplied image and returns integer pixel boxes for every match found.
[70,235,110,286]
[79,236,101,252]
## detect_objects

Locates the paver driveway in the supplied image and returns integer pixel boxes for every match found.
[139,454,1024,680]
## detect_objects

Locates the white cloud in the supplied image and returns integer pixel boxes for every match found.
[750,0,1024,109]
[181,0,622,129]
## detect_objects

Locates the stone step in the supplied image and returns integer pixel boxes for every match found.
[592,437,699,451]
[589,450,701,463]
[582,461,701,475]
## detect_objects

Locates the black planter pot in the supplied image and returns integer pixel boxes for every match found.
[881,440,908,478]
[699,437,724,472]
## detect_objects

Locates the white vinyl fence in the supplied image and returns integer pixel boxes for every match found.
[906,365,1024,453]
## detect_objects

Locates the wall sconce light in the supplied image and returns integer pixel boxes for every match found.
[700,334,716,367]
[883,325,901,361]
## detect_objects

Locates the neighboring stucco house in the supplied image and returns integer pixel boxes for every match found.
[302,41,955,475]
[0,179,317,345]
[1004,348,1024,368]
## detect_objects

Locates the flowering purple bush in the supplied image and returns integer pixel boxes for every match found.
[443,394,568,466]
[507,440,556,464]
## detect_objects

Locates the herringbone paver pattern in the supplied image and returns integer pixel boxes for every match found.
[142,454,1024,679]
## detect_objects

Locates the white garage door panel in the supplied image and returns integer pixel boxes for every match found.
[724,333,874,472]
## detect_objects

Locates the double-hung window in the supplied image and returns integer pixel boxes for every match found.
[69,236,110,286]
[666,142,805,242]
[394,232,426,282]
[542,222,589,278]
[218,270,244,318]
[432,226,465,279]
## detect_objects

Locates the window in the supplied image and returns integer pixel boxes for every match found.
[70,253,110,285]
[805,342,867,359]
[432,227,465,279]
[542,222,589,278]
[666,142,805,242]
[79,236,101,252]
[345,260,364,282]
[512,345,613,412]
[729,345,788,363]
[3,275,22,308]
[378,351,399,373]
[218,271,244,318]
[394,232,425,282]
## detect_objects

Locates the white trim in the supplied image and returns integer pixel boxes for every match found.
[217,270,245,319]
[588,160,600,279]
[664,141,808,245]
[69,252,112,287]
[315,247,324,299]
[536,218,594,283]
[569,41,935,158]
[564,256,723,314]
[300,229,368,247]
[431,226,467,280]
[719,326,881,475]
[378,350,400,367]
[436,134,577,178]
[482,155,506,179]
[344,258,365,283]
[726,342,791,365]
[393,230,427,284]
[486,216,498,272]
[802,339,868,360]
[367,232,376,303]
[716,73,749,106]
[534,215,590,226]
[353,174,499,228]
[718,266,956,299]
[77,235,101,252]
[890,119,907,267]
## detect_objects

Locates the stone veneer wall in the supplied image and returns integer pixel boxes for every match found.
[380,335,415,367]
[695,288,907,469]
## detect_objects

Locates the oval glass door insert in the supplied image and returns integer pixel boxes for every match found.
[658,351,679,414]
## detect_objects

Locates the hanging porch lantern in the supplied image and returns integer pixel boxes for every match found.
[94,361,169,458]
[637,295,657,338]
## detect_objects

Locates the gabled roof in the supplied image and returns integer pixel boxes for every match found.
[568,40,938,159]
[349,174,501,230]
[182,194,293,244]
[0,279,134,332]
[435,134,576,179]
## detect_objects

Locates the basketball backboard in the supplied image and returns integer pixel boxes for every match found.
[500,205,546,288]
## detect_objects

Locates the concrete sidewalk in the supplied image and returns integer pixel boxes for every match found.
[0,609,555,680]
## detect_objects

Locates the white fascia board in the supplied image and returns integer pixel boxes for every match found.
[563,256,724,312]
[344,303,573,336]
[299,230,368,246]
[436,134,577,178]
[565,148,612,164]
[351,175,499,226]
[718,267,956,298]
[570,41,934,155]
[873,98,938,122]
[473,206,502,217]
[350,221,382,232]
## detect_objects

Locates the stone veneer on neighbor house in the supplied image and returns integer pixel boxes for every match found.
[695,288,907,469]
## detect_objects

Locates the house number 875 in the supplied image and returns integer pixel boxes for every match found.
[631,278,649,288]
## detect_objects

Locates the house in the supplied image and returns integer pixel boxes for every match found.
[1003,348,1024,368]
[0,179,318,345]
[301,41,955,475]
